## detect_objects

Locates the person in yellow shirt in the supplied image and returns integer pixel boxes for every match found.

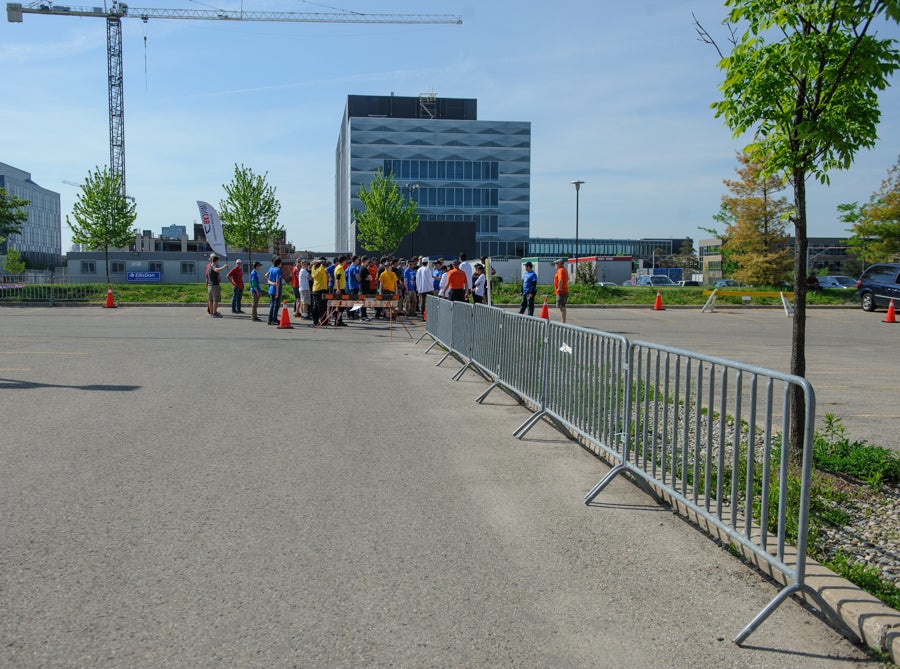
[378,263,399,318]
[310,258,329,325]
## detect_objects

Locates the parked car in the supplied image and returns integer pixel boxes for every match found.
[817,275,857,289]
[856,263,900,311]
[635,275,677,286]
[679,280,701,287]
[714,279,740,288]
[596,281,619,287]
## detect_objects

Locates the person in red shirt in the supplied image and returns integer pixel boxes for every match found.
[446,259,469,302]
[289,258,302,317]
[553,258,570,323]
[225,258,244,314]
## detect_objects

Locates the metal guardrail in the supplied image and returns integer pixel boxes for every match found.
[420,298,856,645]
[0,276,107,305]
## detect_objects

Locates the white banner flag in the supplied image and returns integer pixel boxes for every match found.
[197,201,227,259]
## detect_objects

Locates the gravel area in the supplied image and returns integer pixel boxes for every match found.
[817,478,900,585]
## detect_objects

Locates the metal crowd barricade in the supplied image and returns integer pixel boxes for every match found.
[418,304,857,645]
[531,322,629,462]
[454,302,505,382]
[583,341,855,644]
[421,295,454,358]
[0,276,106,305]
[473,311,548,426]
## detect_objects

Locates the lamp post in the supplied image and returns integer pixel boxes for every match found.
[571,180,584,282]
[404,183,419,256]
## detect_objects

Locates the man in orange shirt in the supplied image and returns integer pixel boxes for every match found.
[446,259,469,302]
[553,258,570,323]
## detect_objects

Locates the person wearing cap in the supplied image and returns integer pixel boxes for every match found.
[520,261,538,316]
[226,258,244,314]
[206,254,227,318]
[553,258,570,323]
[249,261,263,322]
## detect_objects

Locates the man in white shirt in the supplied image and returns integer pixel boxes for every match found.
[415,259,433,315]
[458,252,473,300]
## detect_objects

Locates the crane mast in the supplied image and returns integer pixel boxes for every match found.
[7,1,462,196]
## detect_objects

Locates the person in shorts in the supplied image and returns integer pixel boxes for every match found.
[553,258,570,323]
[206,254,227,318]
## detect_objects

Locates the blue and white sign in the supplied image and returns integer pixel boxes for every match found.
[126,271,161,283]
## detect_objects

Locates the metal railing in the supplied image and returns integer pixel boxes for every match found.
[0,275,108,305]
[420,295,856,645]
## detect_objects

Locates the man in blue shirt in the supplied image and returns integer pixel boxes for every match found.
[403,259,418,316]
[266,257,283,325]
[249,261,263,322]
[520,261,538,316]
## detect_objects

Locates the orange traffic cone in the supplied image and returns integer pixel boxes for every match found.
[884,298,897,324]
[103,285,116,308]
[422,306,426,322]
[652,289,664,311]
[278,301,293,329]
[540,297,550,320]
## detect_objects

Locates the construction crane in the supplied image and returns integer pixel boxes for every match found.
[7,1,462,196]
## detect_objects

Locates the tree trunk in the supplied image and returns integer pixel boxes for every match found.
[790,168,808,462]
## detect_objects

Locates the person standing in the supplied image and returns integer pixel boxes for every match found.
[416,259,433,314]
[288,258,302,317]
[403,259,418,316]
[458,252,473,300]
[266,256,283,325]
[298,260,312,319]
[226,258,244,314]
[446,259,468,302]
[472,264,486,304]
[520,261,538,316]
[311,258,329,325]
[206,254,227,318]
[249,261,263,321]
[553,258,570,323]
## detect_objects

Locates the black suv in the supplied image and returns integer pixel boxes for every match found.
[856,263,900,311]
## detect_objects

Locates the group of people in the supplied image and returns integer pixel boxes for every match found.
[519,258,569,323]
[207,251,494,326]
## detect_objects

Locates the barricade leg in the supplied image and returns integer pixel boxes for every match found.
[735,583,860,646]
[583,464,628,504]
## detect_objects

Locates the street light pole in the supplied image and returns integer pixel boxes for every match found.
[571,180,584,282]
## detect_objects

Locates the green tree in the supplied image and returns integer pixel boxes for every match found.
[697,1,900,456]
[721,152,794,286]
[843,156,900,263]
[67,166,137,283]
[355,168,419,254]
[0,186,29,242]
[219,164,283,266]
[3,247,25,275]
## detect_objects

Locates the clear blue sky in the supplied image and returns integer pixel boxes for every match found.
[2,0,899,253]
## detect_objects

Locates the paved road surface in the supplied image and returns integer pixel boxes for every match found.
[559,305,900,452]
[0,306,876,667]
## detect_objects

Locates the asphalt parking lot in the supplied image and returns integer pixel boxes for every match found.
[558,305,900,453]
[0,305,882,667]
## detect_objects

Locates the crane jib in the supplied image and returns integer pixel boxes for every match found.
[6,3,462,24]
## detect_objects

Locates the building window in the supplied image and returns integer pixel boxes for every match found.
[149,262,163,273]
[181,262,195,274]
[110,261,125,273]
[81,261,96,274]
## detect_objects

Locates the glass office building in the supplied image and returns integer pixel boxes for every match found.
[0,162,62,268]
[336,94,531,257]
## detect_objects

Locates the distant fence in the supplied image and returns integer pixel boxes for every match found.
[420,295,857,646]
[0,275,107,305]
